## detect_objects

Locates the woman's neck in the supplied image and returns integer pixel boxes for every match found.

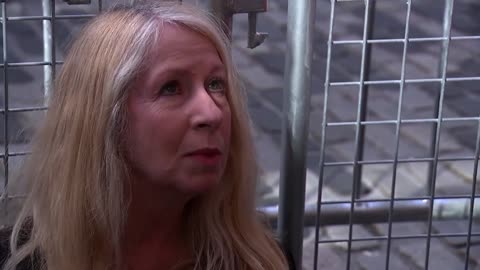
[123,179,192,270]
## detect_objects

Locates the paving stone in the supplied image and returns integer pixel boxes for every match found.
[397,238,470,270]
[249,106,282,133]
[310,73,326,95]
[366,92,399,121]
[324,224,380,251]
[400,122,464,157]
[445,161,480,187]
[321,165,355,197]
[447,95,480,119]
[445,122,478,154]
[361,164,394,198]
[323,87,360,123]
[237,62,285,90]
[249,49,286,76]
[431,220,479,247]
[232,45,256,69]
[392,162,430,198]
[401,85,439,113]
[363,123,398,159]
[303,234,347,270]
[435,165,476,196]
[458,236,480,267]
[353,242,418,270]
[309,109,324,142]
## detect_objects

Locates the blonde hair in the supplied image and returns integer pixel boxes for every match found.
[4,2,288,270]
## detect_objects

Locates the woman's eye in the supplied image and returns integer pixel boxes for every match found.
[159,81,180,96]
[207,78,226,93]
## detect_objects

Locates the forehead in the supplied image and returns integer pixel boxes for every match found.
[149,24,223,68]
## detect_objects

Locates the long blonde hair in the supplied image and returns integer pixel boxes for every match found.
[4,2,288,270]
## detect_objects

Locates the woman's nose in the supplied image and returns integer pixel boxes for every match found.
[190,88,224,131]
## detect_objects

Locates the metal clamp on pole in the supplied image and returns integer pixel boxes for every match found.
[202,0,269,49]
[63,0,91,4]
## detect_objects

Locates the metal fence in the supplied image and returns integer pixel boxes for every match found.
[0,0,479,269]
[272,0,480,269]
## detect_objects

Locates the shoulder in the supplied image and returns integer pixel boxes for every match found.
[0,226,41,270]
[0,226,13,269]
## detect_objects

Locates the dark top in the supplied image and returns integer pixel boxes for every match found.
[0,226,295,270]
[0,225,41,270]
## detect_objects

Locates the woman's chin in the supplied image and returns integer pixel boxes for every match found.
[179,174,222,195]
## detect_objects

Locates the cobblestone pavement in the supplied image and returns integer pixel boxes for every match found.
[1,0,480,269]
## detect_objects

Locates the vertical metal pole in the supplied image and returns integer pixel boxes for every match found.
[427,0,452,195]
[353,0,376,200]
[313,2,335,269]
[278,0,316,269]
[424,0,454,269]
[384,0,412,268]
[346,0,373,268]
[1,0,10,205]
[42,0,54,104]
[464,120,480,270]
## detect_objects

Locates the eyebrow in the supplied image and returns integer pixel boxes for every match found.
[158,63,226,76]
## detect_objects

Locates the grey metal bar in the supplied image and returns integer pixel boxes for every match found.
[0,151,31,158]
[64,0,91,4]
[0,106,48,113]
[314,1,336,269]
[385,1,412,268]
[277,0,316,269]
[346,0,372,267]
[0,1,9,203]
[4,14,96,21]
[427,0,453,197]
[316,232,480,243]
[332,35,480,45]
[0,60,65,67]
[464,121,480,269]
[324,156,480,166]
[329,76,480,86]
[318,195,480,204]
[425,0,454,269]
[326,116,480,126]
[262,198,480,227]
[353,0,376,200]
[201,0,267,48]
[1,61,50,67]
[1,195,27,201]
[43,0,53,105]
[247,12,268,49]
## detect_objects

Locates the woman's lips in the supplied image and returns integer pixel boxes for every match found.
[185,148,222,166]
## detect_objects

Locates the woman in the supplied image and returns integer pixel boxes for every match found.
[1,2,290,270]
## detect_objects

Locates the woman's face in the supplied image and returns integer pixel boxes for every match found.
[125,24,231,195]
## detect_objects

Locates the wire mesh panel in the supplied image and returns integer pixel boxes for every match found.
[0,0,107,226]
[310,0,480,269]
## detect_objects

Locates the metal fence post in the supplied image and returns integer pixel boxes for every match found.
[0,0,9,206]
[199,0,268,49]
[427,0,454,195]
[42,0,55,105]
[353,0,376,200]
[277,0,316,269]
[424,0,455,268]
